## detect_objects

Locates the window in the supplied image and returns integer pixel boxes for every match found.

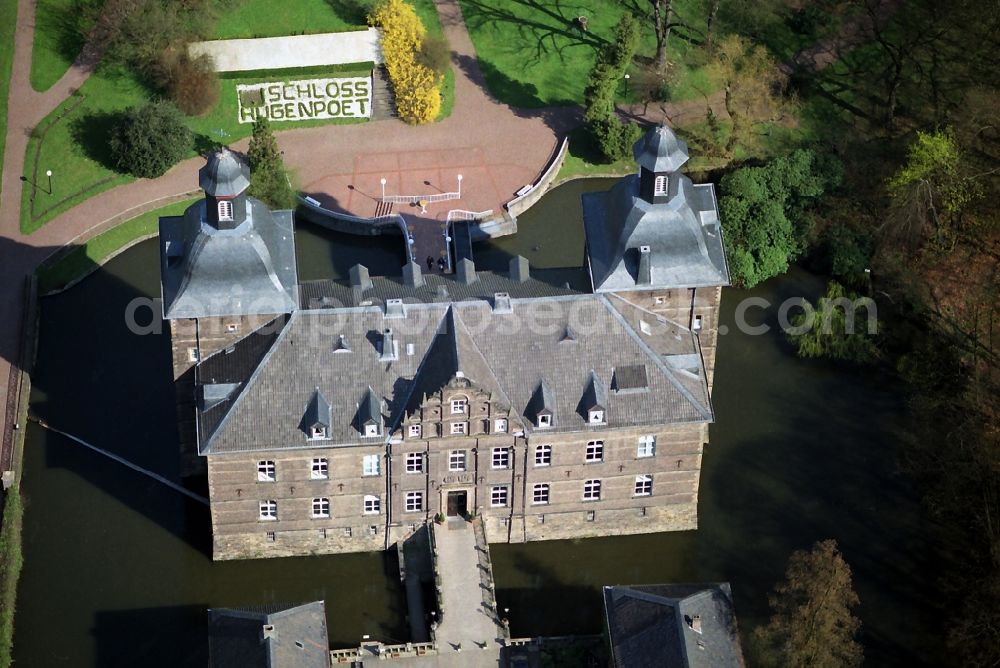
[218,199,234,221]
[586,510,596,521]
[534,445,551,466]
[362,454,380,476]
[532,484,550,505]
[364,495,381,515]
[405,452,423,474]
[638,435,656,458]
[312,497,330,518]
[495,418,508,433]
[450,421,468,435]
[266,531,276,541]
[537,414,552,428]
[635,475,653,496]
[491,486,509,507]
[257,460,276,482]
[693,315,703,331]
[309,426,328,440]
[585,441,604,463]
[259,500,277,520]
[225,323,239,333]
[653,175,668,196]
[492,447,510,469]
[588,409,605,424]
[368,525,378,536]
[343,527,352,537]
[311,458,329,479]
[409,424,422,438]
[188,347,199,362]
[405,491,423,512]
[583,479,602,501]
[364,423,380,438]
[449,450,466,471]
[451,399,466,414]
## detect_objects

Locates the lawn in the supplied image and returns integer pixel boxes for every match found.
[213,0,366,39]
[457,0,716,108]
[0,0,17,207]
[36,196,199,294]
[29,0,80,91]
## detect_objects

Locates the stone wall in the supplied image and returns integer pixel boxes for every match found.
[504,138,569,218]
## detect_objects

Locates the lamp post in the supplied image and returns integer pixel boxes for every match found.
[622,73,630,99]
[46,169,53,195]
[457,173,463,198]
[380,177,387,200]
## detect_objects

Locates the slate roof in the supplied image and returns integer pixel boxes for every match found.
[207,601,330,668]
[583,175,730,292]
[159,198,299,319]
[603,584,744,668]
[200,148,251,198]
[634,125,690,173]
[196,295,712,454]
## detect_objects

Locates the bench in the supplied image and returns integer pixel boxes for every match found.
[515,184,533,197]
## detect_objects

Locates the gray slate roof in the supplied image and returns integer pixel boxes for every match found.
[603,584,744,668]
[200,148,251,198]
[207,601,330,668]
[634,125,690,173]
[197,295,712,454]
[160,198,299,318]
[583,175,730,291]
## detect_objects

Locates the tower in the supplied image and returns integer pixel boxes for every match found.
[158,148,299,474]
[581,124,730,389]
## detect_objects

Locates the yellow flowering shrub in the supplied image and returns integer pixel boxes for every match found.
[369,0,442,124]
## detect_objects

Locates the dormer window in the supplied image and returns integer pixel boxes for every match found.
[218,199,234,222]
[653,175,668,196]
[537,414,552,428]
[309,426,328,440]
[364,423,380,438]
[588,410,605,425]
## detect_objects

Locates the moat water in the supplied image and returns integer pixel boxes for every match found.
[14,179,944,666]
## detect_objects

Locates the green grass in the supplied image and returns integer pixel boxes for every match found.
[0,488,24,668]
[0,0,17,207]
[37,196,199,294]
[30,0,80,91]
[557,126,635,180]
[457,0,714,108]
[213,0,367,39]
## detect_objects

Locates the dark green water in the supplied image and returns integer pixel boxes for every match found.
[14,179,944,666]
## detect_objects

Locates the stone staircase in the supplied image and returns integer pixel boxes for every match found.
[371,66,397,120]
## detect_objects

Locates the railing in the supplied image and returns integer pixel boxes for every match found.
[504,136,569,213]
[298,195,401,225]
[329,648,361,663]
[471,515,504,635]
[380,191,460,205]
[446,209,494,222]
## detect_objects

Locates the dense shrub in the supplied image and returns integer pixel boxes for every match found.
[417,34,451,76]
[720,148,842,287]
[786,282,880,364]
[247,118,297,210]
[108,101,192,178]
[155,51,219,116]
[369,0,442,124]
[583,14,641,161]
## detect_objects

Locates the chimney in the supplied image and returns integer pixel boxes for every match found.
[637,246,651,285]
[350,264,373,290]
[456,258,477,284]
[403,261,424,288]
[509,255,530,282]
[384,298,406,319]
[493,292,512,314]
[379,328,398,361]
[262,624,276,640]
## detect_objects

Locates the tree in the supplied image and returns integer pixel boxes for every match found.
[752,539,863,668]
[647,0,673,68]
[108,101,192,178]
[247,117,296,210]
[787,282,880,364]
[720,149,842,287]
[583,14,641,161]
[709,35,789,156]
[885,128,983,247]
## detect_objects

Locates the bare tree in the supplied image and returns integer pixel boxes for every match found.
[648,0,673,68]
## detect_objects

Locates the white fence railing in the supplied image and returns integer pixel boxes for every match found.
[380,190,460,205]
[446,209,493,222]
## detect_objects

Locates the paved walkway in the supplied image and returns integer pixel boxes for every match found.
[433,519,504,662]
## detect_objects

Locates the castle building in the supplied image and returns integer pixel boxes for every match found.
[160,126,729,561]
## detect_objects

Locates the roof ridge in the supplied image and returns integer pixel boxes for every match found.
[451,306,516,411]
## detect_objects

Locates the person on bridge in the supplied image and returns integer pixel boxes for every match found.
[437,257,447,272]
[426,255,434,271]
